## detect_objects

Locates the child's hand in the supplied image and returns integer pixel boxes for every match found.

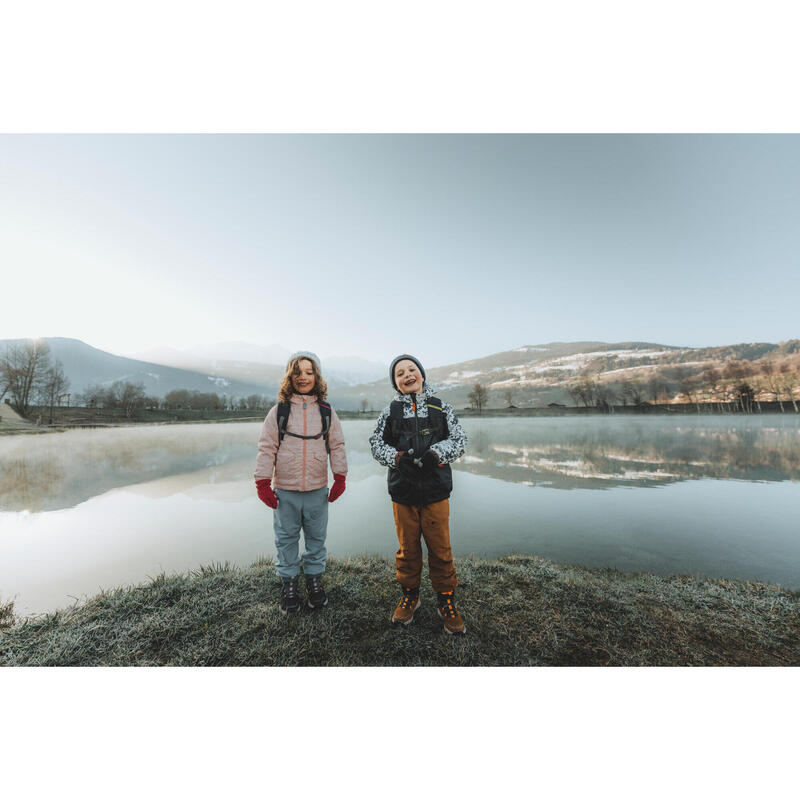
[419,449,440,474]
[396,452,420,479]
[256,478,278,509]
[328,473,346,503]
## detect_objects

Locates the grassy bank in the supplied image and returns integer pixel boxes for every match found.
[2,555,798,666]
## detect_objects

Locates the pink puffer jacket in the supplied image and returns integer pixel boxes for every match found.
[254,395,348,492]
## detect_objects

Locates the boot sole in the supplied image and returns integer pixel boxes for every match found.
[392,598,420,625]
[307,598,328,609]
[437,608,466,635]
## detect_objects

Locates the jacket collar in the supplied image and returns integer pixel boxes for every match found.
[290,394,318,405]
[393,383,436,403]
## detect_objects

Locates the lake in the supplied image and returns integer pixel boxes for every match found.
[1,415,799,615]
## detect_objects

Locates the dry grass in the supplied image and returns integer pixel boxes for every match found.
[1,555,798,666]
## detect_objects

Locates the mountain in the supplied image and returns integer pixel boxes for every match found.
[1,338,277,400]
[329,340,800,410]
[6,337,798,410]
[126,343,385,388]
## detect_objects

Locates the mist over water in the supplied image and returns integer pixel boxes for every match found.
[1,416,799,614]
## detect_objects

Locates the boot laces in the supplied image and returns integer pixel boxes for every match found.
[283,578,298,599]
[308,576,321,592]
[438,592,457,619]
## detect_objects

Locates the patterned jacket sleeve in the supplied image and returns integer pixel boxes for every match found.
[429,401,468,465]
[369,406,398,468]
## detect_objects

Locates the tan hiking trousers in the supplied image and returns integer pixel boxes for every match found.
[392,499,457,593]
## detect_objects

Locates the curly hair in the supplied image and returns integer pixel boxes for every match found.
[278,356,328,404]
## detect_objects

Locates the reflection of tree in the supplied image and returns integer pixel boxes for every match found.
[451,418,800,490]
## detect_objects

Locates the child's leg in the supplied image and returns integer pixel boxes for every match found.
[420,499,457,593]
[300,486,329,576]
[392,502,424,588]
[273,489,303,578]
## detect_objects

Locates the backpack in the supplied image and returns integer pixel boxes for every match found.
[276,401,332,454]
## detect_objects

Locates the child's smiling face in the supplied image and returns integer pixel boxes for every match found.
[291,359,316,394]
[394,359,423,395]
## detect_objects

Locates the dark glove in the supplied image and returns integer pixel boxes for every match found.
[395,452,420,480]
[419,449,440,475]
[256,478,278,509]
[328,473,346,503]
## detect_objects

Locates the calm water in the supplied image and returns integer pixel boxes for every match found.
[1,415,799,614]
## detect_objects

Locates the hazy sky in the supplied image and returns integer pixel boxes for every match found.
[2,134,799,367]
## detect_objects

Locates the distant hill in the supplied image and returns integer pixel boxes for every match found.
[4,337,798,410]
[127,343,386,389]
[331,340,800,411]
[0,338,276,400]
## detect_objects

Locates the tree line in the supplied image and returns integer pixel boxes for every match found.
[463,356,799,414]
[1,339,272,421]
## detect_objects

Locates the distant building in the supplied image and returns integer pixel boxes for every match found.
[547,402,566,408]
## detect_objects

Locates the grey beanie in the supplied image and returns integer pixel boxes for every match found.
[288,351,321,372]
[390,354,426,391]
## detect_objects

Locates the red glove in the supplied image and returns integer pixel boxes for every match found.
[256,478,278,509]
[328,473,346,503]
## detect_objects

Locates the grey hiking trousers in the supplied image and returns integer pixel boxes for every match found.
[273,486,329,578]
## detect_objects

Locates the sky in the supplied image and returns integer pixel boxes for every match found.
[2,134,799,368]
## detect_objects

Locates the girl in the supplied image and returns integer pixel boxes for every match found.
[369,354,468,634]
[255,351,348,614]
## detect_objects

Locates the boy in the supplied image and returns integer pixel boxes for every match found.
[369,354,468,634]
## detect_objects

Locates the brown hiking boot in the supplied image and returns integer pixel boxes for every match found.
[392,586,421,625]
[437,591,466,635]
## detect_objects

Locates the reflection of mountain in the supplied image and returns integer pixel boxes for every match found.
[3,417,800,512]
[0,424,262,512]
[454,417,800,490]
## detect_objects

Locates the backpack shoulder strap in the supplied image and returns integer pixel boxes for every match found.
[276,402,291,444]
[318,402,332,454]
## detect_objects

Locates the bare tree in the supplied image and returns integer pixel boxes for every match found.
[647,375,666,404]
[360,398,369,414]
[571,377,597,408]
[1,339,52,417]
[759,361,783,412]
[468,382,488,414]
[594,382,615,412]
[503,389,514,407]
[42,360,70,424]
[778,362,799,413]
[619,379,644,407]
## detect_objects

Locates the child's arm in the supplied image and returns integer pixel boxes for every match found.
[328,409,348,476]
[428,401,468,465]
[369,406,399,468]
[254,405,280,480]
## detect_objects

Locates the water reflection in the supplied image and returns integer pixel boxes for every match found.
[0,424,263,512]
[458,416,800,489]
[2,417,798,512]
[2,417,800,612]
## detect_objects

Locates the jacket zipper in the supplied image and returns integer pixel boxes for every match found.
[301,400,307,491]
[411,394,426,505]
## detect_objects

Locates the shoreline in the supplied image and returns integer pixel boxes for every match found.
[2,403,799,436]
[2,554,798,666]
